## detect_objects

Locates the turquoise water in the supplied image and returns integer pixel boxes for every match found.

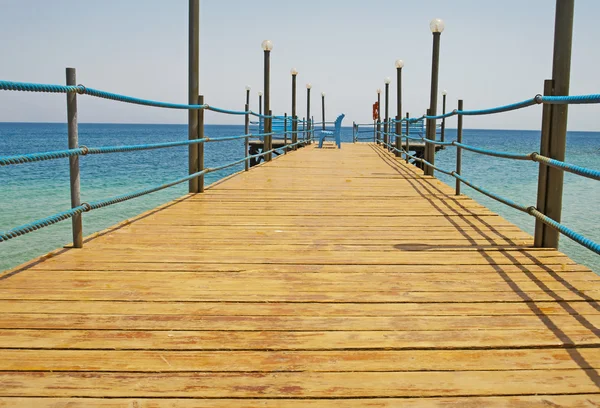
[0,123,598,273]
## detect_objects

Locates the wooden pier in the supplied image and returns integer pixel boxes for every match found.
[0,143,599,406]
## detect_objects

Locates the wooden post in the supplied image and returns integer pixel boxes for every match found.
[244,102,250,171]
[534,80,555,246]
[541,0,574,249]
[455,100,464,196]
[188,0,200,193]
[405,112,410,164]
[284,113,288,155]
[198,95,205,192]
[66,67,83,248]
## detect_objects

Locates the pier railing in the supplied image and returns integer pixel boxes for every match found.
[375,86,600,256]
[0,75,314,247]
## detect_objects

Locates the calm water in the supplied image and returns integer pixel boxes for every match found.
[0,123,598,273]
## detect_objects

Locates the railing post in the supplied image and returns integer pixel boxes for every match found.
[373,120,376,143]
[539,0,574,249]
[266,110,273,161]
[395,116,401,157]
[441,92,447,143]
[284,113,288,155]
[302,117,306,144]
[405,112,410,164]
[198,95,205,192]
[376,120,381,145]
[534,80,555,247]
[425,109,433,175]
[455,100,463,196]
[188,0,200,193]
[244,102,250,171]
[66,67,83,248]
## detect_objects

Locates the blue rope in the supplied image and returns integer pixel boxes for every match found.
[0,80,80,94]
[527,208,600,255]
[205,105,250,116]
[541,94,600,105]
[531,153,600,181]
[453,142,534,160]
[0,139,211,166]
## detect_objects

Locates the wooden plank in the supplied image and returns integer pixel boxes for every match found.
[0,370,597,397]
[1,396,599,407]
[0,329,598,350]
[0,300,598,316]
[1,348,599,372]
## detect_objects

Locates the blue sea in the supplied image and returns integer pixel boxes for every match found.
[0,123,598,273]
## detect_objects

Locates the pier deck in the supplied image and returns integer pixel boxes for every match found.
[0,143,599,406]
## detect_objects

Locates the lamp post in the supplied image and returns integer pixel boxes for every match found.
[376,88,382,144]
[321,92,326,131]
[291,68,298,148]
[384,77,391,148]
[395,60,404,157]
[245,86,251,106]
[441,90,447,143]
[306,83,312,142]
[425,18,444,176]
[262,40,273,161]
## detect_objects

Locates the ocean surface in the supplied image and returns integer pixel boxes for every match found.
[0,123,598,273]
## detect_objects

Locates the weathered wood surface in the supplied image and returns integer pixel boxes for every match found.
[0,143,598,406]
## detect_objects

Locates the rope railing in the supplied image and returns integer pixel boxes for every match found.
[380,127,600,183]
[0,130,310,167]
[379,139,600,256]
[0,136,311,243]
[0,74,318,247]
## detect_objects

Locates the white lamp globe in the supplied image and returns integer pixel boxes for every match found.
[290,68,298,76]
[395,60,404,69]
[306,83,312,89]
[261,40,274,51]
[321,92,326,97]
[430,18,445,33]
[258,91,263,97]
[384,77,391,85]
[245,85,251,92]
[376,88,382,95]
[442,90,447,96]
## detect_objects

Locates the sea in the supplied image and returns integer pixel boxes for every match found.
[0,123,598,273]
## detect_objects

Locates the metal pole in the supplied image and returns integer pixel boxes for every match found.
[377,91,381,144]
[292,73,297,149]
[425,31,441,176]
[198,95,205,192]
[244,102,250,171]
[245,88,250,106]
[425,108,432,174]
[258,93,263,134]
[321,93,326,131]
[534,80,554,246]
[542,0,574,249]
[284,113,288,154]
[264,49,272,161]
[306,86,311,144]
[66,67,83,248]
[441,93,447,143]
[371,120,374,143]
[455,100,463,196]
[188,0,200,193]
[405,112,410,164]
[384,82,390,148]
[395,66,403,157]
[302,117,306,145]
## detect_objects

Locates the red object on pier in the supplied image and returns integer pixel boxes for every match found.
[372,102,379,121]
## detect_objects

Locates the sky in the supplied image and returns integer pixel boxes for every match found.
[0,0,599,131]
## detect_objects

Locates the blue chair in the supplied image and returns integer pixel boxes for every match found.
[318,114,345,149]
